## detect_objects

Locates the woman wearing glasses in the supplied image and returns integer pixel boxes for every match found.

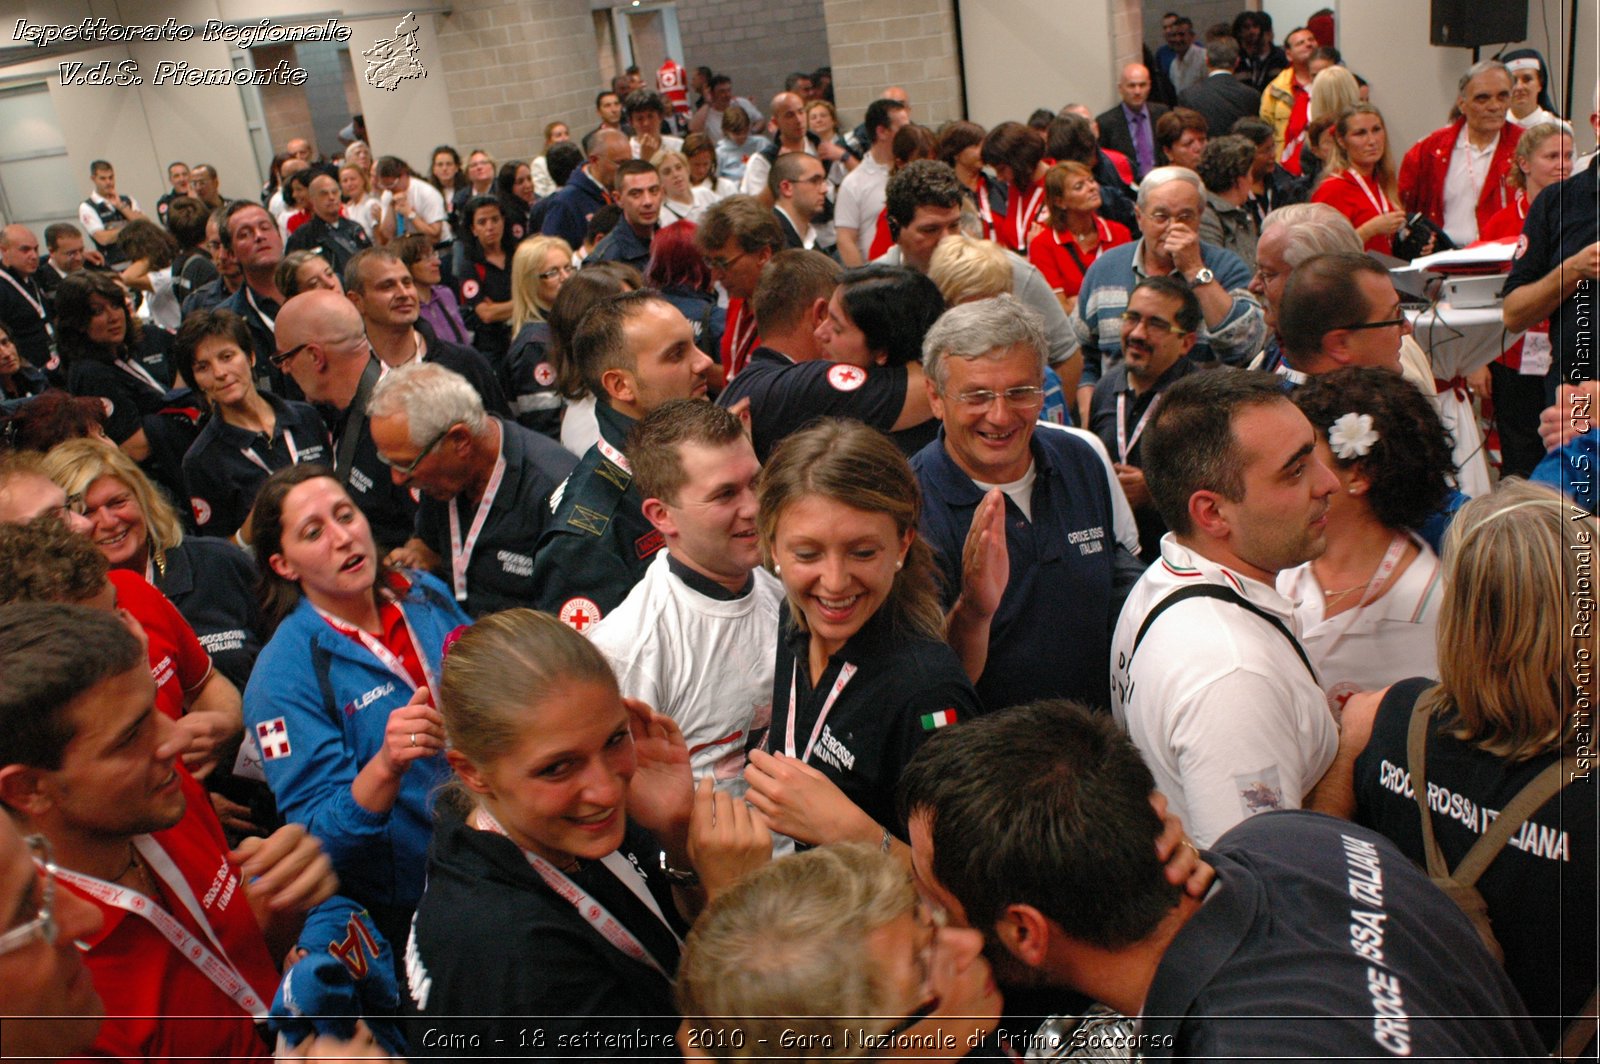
[409,608,769,1052]
[743,419,982,854]
[170,309,330,542]
[243,462,470,972]
[502,235,576,439]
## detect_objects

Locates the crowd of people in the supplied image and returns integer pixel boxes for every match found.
[0,10,1596,1062]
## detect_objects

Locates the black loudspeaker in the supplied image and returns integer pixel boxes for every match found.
[1430,0,1529,47]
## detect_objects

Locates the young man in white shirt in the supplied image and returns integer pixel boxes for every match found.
[373,156,450,246]
[833,98,909,266]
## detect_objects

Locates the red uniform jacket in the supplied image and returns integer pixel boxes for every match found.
[1398,118,1522,237]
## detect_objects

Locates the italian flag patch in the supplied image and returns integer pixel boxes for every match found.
[920,708,958,732]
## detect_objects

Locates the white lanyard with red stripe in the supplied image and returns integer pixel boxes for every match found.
[314,598,437,693]
[784,660,857,764]
[1315,532,1409,659]
[1011,183,1046,249]
[1115,391,1162,464]
[473,807,681,978]
[448,444,506,601]
[241,429,301,475]
[56,838,268,1019]
[1347,170,1393,217]
[595,435,632,475]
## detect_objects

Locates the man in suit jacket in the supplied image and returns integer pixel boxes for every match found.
[1179,38,1262,147]
[1097,64,1170,182]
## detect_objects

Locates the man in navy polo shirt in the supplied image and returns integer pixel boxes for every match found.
[900,701,1546,1062]
[274,289,417,551]
[589,160,661,272]
[1503,89,1600,400]
[370,362,574,617]
[717,250,935,462]
[217,201,290,393]
[531,291,715,629]
[912,295,1141,713]
[540,129,631,252]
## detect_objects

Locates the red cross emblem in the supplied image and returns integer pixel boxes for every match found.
[827,363,866,392]
[559,597,601,631]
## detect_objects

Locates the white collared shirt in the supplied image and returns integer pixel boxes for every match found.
[1442,125,1498,245]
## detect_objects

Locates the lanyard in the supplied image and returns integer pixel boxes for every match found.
[57,838,268,1019]
[1315,532,1410,660]
[244,287,276,335]
[976,181,995,235]
[116,356,166,393]
[595,435,633,475]
[241,428,300,475]
[1009,183,1046,250]
[1115,391,1162,464]
[473,808,681,978]
[782,660,858,763]
[0,269,47,320]
[1348,170,1393,217]
[314,597,437,693]
[448,443,506,601]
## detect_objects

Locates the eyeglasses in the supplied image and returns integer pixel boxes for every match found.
[1120,310,1190,338]
[1145,209,1199,226]
[0,835,58,957]
[43,493,87,523]
[377,423,455,477]
[1337,316,1408,332]
[877,899,947,1043]
[947,386,1046,410]
[269,342,311,370]
[538,263,577,282]
[704,250,749,273]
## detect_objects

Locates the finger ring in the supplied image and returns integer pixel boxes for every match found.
[1182,840,1200,857]
[409,732,417,747]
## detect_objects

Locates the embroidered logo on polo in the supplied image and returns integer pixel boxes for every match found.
[460,279,481,300]
[151,653,176,691]
[559,597,601,631]
[1237,766,1284,817]
[811,725,856,772]
[256,717,292,760]
[497,549,533,576]
[190,497,213,526]
[345,681,397,716]
[534,363,556,387]
[1068,525,1106,555]
[635,528,665,559]
[827,363,866,392]
[568,504,609,536]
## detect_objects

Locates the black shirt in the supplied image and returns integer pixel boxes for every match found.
[181,392,330,537]
[415,324,511,417]
[1502,155,1599,396]
[408,810,683,1060]
[1142,811,1544,1059]
[318,362,418,553]
[153,537,265,690]
[768,603,982,838]
[458,255,513,359]
[284,214,373,278]
[0,265,53,373]
[1089,357,1197,560]
[716,346,906,462]
[502,321,562,439]
[66,335,177,445]
[413,418,577,617]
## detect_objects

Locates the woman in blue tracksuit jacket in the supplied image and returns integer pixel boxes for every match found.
[243,464,470,957]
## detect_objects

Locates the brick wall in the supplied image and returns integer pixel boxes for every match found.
[433,0,603,163]
[822,0,964,128]
[676,0,833,113]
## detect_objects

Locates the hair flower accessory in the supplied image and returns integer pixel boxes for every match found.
[1328,412,1379,460]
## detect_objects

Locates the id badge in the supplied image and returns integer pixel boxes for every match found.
[1520,330,1552,376]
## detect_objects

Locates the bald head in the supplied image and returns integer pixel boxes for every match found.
[286,138,312,161]
[275,290,370,407]
[0,225,40,275]
[1119,64,1152,109]
[883,85,911,117]
[770,92,807,144]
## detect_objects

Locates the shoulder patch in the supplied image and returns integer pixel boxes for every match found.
[190,497,212,526]
[568,503,610,536]
[1513,232,1528,260]
[256,717,292,760]
[559,597,602,632]
[595,460,631,493]
[827,363,866,392]
[533,362,556,387]
[635,528,665,559]
[461,278,481,300]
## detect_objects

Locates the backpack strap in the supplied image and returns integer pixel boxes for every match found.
[1405,704,1449,879]
[1130,583,1317,684]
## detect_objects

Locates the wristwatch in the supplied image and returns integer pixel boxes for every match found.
[1187,266,1215,288]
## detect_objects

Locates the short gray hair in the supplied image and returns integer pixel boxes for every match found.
[1260,203,1361,266]
[367,361,487,446]
[1135,165,1204,208]
[1459,60,1511,97]
[921,293,1047,389]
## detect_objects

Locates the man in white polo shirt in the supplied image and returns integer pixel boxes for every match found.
[1111,368,1339,847]
[833,98,909,266]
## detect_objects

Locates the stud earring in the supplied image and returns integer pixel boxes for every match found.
[895,559,903,571]
[774,564,782,575]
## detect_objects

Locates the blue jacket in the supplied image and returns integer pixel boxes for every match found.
[243,571,469,910]
[1532,430,1597,513]
[538,168,610,252]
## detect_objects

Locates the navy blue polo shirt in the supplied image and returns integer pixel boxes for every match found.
[911,423,1117,712]
[1502,155,1598,397]
[416,324,511,417]
[538,169,610,252]
[458,256,513,359]
[716,346,907,462]
[413,418,577,617]
[501,321,562,439]
[66,333,178,446]
[317,365,418,553]
[589,221,656,272]
[181,392,330,536]
[1088,358,1197,560]
[153,536,264,690]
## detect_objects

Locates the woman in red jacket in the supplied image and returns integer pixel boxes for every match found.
[1312,104,1406,255]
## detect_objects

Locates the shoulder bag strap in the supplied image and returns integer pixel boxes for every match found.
[333,358,382,484]
[1130,583,1317,683]
[1405,702,1450,879]
[1453,755,1577,886]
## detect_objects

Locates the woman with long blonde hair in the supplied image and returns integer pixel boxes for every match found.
[501,235,575,438]
[1311,103,1407,254]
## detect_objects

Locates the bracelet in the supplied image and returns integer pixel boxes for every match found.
[880,826,892,854]
[659,850,700,886]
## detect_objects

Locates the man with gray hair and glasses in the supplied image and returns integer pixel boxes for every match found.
[1070,166,1263,424]
[911,293,1142,714]
[369,361,574,617]
[1399,60,1521,247]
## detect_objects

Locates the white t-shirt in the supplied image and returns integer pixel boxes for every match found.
[660,186,720,227]
[79,191,140,234]
[587,551,783,791]
[381,177,452,243]
[1441,125,1498,246]
[702,98,764,143]
[740,139,817,199]
[972,464,1039,523]
[834,153,890,234]
[1110,535,1339,847]
[631,133,685,161]
[1276,538,1443,715]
